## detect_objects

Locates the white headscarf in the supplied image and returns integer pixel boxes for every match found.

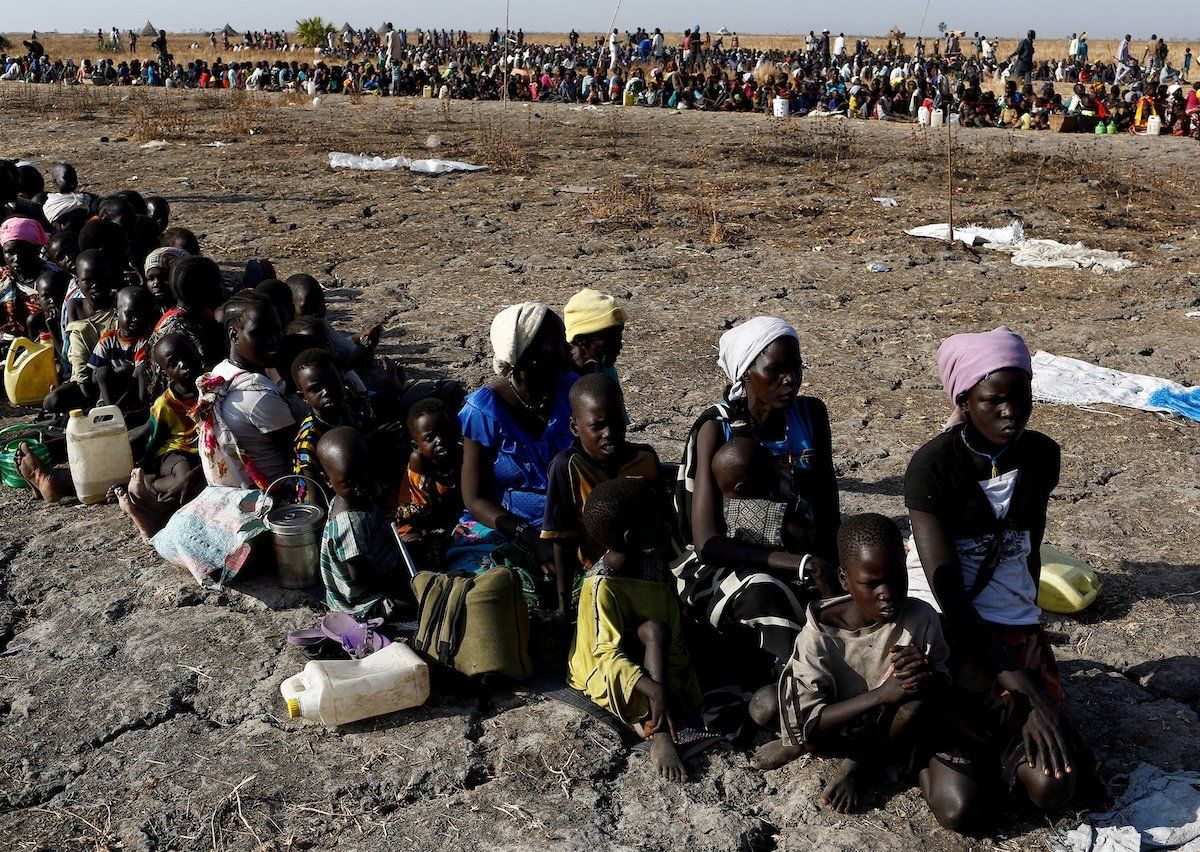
[717,316,800,401]
[490,302,549,377]
[42,193,90,225]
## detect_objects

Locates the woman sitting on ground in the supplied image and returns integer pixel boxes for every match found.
[675,317,840,684]
[447,302,575,606]
[904,326,1081,832]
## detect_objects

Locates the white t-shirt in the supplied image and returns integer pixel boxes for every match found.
[201,360,297,488]
[907,468,1041,626]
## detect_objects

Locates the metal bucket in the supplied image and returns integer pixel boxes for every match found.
[265,475,330,590]
[267,503,325,589]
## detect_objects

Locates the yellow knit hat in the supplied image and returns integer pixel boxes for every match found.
[564,288,627,341]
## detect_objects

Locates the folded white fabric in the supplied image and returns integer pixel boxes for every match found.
[328,152,486,174]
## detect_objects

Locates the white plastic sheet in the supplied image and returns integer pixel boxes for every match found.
[1031,351,1199,422]
[328,152,485,175]
[906,221,1138,273]
[1048,763,1200,852]
[905,220,1025,246]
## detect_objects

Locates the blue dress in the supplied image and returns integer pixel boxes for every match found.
[446,373,576,574]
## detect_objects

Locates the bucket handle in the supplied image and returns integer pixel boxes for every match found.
[265,473,331,511]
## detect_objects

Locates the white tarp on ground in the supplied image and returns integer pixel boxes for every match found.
[1047,763,1200,852]
[905,220,1025,246]
[1032,351,1200,422]
[1004,240,1139,275]
[906,221,1139,274]
[328,152,486,175]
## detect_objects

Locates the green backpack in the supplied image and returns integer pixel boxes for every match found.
[411,567,533,680]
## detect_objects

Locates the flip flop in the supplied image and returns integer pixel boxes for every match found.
[286,613,391,659]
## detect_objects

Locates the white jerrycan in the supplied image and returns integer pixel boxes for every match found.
[281,642,430,728]
[66,405,134,505]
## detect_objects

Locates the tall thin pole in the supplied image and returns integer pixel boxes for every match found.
[947,104,955,244]
[502,0,510,108]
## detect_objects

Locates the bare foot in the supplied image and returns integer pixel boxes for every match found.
[17,442,62,502]
[751,738,807,771]
[114,486,163,542]
[819,758,862,813]
[127,468,155,506]
[650,732,687,782]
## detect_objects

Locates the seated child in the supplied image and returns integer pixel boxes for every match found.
[44,248,119,413]
[541,374,659,612]
[161,227,201,256]
[750,514,951,819]
[143,246,188,311]
[89,285,155,410]
[292,348,363,497]
[568,478,703,782]
[564,288,626,381]
[30,269,70,359]
[112,333,204,539]
[287,273,383,379]
[318,426,410,620]
[394,397,462,553]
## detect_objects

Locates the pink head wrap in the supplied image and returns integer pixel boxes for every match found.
[0,217,49,248]
[936,326,1032,429]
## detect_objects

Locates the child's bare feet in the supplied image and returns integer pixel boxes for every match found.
[819,757,862,813]
[751,738,807,771]
[650,732,687,782]
[113,485,161,542]
[17,442,61,502]
[128,468,155,505]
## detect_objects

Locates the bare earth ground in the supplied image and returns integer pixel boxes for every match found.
[0,87,1198,851]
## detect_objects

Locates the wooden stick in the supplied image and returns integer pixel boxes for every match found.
[947,102,955,244]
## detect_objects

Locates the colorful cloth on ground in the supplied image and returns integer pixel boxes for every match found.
[146,386,199,458]
[540,442,660,571]
[320,508,405,620]
[567,570,702,725]
[150,485,269,584]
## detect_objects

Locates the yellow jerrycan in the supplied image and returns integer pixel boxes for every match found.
[5,337,59,407]
[1038,546,1101,614]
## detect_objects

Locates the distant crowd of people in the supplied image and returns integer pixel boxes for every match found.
[2,25,1196,134]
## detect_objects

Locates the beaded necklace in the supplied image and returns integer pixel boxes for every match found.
[960,429,1008,479]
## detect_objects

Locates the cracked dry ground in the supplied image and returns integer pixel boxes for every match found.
[1,89,1198,851]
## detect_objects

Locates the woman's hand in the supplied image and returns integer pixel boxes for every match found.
[1021,704,1073,779]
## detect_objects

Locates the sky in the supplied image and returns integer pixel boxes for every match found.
[5,0,1196,42]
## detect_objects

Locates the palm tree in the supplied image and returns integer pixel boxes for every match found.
[295,17,334,48]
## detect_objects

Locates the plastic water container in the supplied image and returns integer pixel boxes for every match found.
[930,108,944,128]
[1146,115,1162,136]
[622,90,636,107]
[5,338,58,407]
[422,84,432,98]
[66,405,133,505]
[1038,546,1101,614]
[773,96,790,118]
[306,79,316,95]
[918,105,930,126]
[949,112,960,126]
[281,642,430,728]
